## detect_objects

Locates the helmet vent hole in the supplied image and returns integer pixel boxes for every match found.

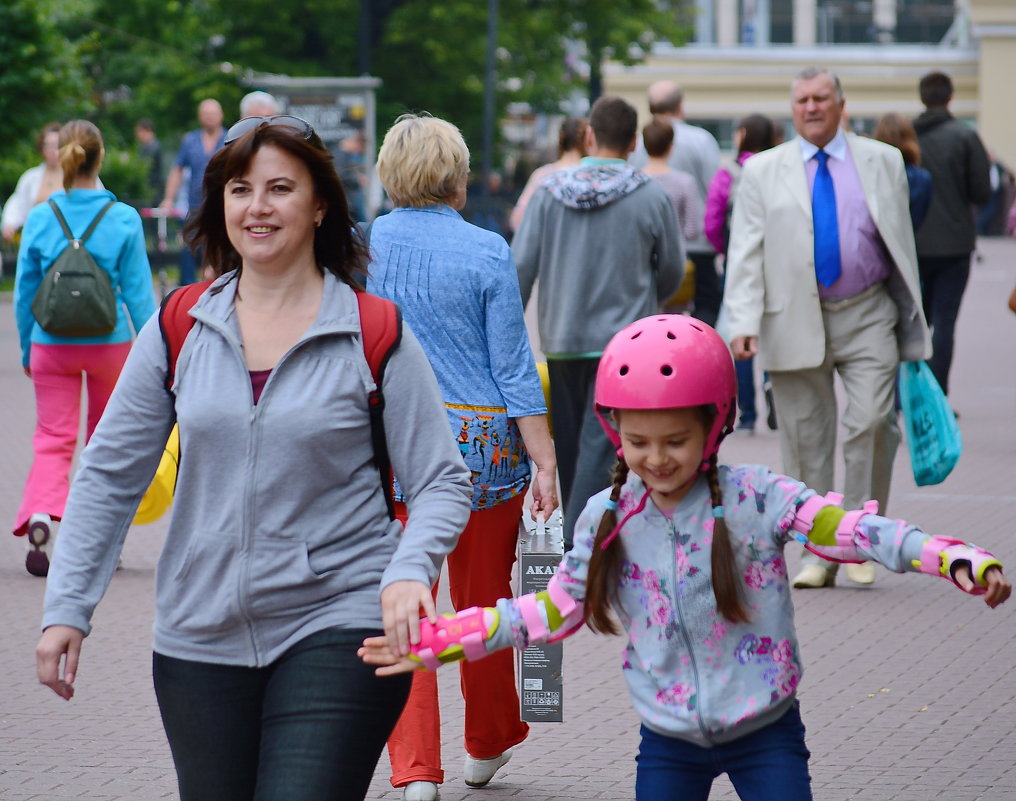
[619,365,629,376]
[630,331,642,340]
[666,331,676,340]
[660,364,673,376]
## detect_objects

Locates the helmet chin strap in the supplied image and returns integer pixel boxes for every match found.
[600,454,713,550]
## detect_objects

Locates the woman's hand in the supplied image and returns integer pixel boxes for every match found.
[953,565,1011,608]
[358,635,422,676]
[380,580,436,658]
[36,625,85,700]
[530,463,559,522]
[23,366,31,378]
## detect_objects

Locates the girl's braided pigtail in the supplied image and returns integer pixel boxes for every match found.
[585,459,629,635]
[706,460,750,623]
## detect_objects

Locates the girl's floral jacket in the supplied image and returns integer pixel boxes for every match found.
[491,464,942,747]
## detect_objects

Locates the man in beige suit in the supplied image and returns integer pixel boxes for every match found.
[724,67,931,588]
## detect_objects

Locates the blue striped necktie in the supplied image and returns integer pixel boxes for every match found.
[812,149,841,287]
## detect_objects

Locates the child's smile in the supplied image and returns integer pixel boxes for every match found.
[617,407,707,512]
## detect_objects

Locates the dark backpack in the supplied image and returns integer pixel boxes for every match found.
[31,199,119,336]
[159,280,403,519]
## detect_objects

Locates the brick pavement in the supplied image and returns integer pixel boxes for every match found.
[1,239,1015,800]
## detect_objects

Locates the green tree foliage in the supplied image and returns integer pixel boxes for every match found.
[0,0,89,192]
[0,0,689,204]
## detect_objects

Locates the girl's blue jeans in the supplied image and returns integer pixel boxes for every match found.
[153,626,411,801]
[635,702,812,801]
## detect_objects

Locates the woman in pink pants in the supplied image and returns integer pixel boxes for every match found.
[12,120,156,576]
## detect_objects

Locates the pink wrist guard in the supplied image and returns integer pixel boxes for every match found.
[912,536,1004,595]
[514,575,585,646]
[408,606,499,670]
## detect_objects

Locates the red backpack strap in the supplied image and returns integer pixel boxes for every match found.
[159,280,214,393]
[355,290,403,521]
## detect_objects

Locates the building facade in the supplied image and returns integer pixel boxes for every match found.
[604,0,1016,166]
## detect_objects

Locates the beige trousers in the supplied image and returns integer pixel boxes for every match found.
[767,286,901,572]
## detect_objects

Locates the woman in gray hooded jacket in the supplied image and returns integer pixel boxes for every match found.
[34,116,473,801]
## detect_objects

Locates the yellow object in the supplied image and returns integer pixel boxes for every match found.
[133,425,180,525]
[666,259,696,308]
[536,361,553,438]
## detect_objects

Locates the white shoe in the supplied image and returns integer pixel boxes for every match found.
[791,564,835,589]
[402,781,439,801]
[845,561,876,585]
[464,748,513,787]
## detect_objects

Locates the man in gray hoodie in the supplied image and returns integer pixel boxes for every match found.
[513,95,684,548]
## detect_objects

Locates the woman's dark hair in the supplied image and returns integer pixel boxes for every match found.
[558,117,588,158]
[185,122,368,287]
[736,114,776,157]
[642,118,675,159]
[585,406,750,635]
[873,113,921,166]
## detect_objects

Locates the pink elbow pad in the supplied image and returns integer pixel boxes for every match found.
[409,606,498,670]
[912,536,1004,595]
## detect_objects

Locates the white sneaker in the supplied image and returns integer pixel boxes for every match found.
[464,748,512,787]
[25,513,53,577]
[402,781,439,801]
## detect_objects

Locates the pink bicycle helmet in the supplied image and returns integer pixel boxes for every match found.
[595,314,737,470]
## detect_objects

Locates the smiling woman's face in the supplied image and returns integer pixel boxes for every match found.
[223,145,325,272]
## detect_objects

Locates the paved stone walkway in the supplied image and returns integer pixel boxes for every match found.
[1,239,1014,800]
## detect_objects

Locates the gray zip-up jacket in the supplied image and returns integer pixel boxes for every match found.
[42,273,472,667]
[513,160,684,356]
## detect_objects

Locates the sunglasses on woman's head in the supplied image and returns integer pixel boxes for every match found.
[223,115,315,145]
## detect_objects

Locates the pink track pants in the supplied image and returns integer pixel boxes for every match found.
[13,342,132,536]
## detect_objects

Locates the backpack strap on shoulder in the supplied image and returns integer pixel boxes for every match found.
[48,199,115,244]
[159,280,214,393]
[355,290,403,521]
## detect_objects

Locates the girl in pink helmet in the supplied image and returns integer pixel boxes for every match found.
[360,314,1010,801]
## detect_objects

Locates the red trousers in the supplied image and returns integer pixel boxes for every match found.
[387,495,530,788]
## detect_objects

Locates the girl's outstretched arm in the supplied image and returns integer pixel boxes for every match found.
[359,572,586,676]
[787,489,1010,606]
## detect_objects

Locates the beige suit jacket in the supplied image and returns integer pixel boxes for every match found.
[723,133,931,372]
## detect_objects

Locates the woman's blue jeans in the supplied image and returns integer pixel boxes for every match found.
[153,627,411,801]
[635,702,812,801]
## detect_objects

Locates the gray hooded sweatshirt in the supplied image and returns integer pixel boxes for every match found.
[513,160,684,356]
[42,272,472,667]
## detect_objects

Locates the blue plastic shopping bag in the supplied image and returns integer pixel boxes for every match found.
[898,361,962,486]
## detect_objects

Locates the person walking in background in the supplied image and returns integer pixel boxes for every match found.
[724,67,931,590]
[705,113,779,435]
[368,113,558,801]
[873,113,933,231]
[160,98,226,285]
[2,123,67,243]
[134,118,163,207]
[912,71,992,401]
[632,81,721,327]
[640,117,701,246]
[239,90,280,118]
[513,95,684,550]
[360,314,1010,801]
[11,120,156,577]
[34,116,472,801]
[509,117,587,233]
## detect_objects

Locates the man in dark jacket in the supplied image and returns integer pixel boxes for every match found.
[913,71,991,398]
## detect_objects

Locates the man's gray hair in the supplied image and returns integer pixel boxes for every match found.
[240,90,280,117]
[792,67,844,101]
